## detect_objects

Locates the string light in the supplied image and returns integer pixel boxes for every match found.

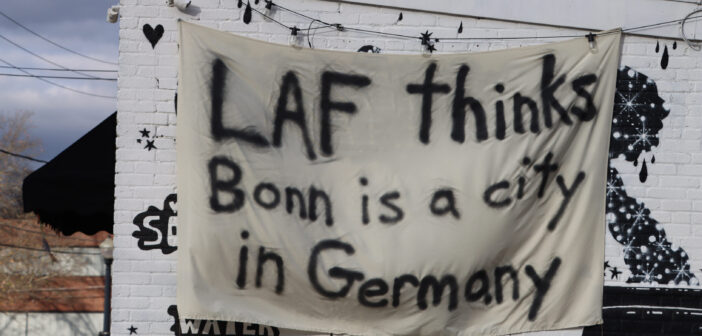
[264,0,275,21]
[243,1,702,52]
[289,26,303,47]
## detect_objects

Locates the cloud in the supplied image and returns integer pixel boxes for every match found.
[0,0,119,163]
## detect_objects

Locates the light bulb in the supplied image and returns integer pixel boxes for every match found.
[263,1,274,21]
[586,33,598,53]
[289,27,303,48]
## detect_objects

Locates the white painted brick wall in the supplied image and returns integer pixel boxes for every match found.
[114,1,702,335]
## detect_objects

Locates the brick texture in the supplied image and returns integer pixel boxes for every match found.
[114,1,702,335]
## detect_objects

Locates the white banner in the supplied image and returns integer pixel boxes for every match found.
[177,21,621,336]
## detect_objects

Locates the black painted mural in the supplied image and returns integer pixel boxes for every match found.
[583,286,702,335]
[607,66,696,286]
[168,305,281,336]
[132,193,178,254]
[143,24,164,49]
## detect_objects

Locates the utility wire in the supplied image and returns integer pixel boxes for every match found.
[0,65,116,72]
[250,6,291,30]
[0,9,118,66]
[0,32,100,79]
[0,222,100,242]
[0,242,102,255]
[260,1,702,42]
[0,57,116,99]
[8,286,104,293]
[0,73,116,81]
[0,148,47,163]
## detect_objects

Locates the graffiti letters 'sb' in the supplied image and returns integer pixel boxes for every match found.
[132,194,178,254]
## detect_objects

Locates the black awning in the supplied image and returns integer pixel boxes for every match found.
[23,112,116,235]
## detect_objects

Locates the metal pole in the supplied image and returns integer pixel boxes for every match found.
[100,258,113,336]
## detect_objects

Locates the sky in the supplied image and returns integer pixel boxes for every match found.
[0,0,119,166]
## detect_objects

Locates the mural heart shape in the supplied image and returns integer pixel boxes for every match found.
[143,24,164,49]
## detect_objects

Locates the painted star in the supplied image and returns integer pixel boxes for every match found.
[426,43,437,53]
[139,128,151,138]
[606,178,622,199]
[610,267,622,280]
[673,263,692,283]
[144,140,157,151]
[631,207,646,226]
[420,30,433,45]
[604,261,611,270]
[631,122,652,148]
[128,325,138,335]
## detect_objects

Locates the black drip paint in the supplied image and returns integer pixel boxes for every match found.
[651,154,656,163]
[661,45,669,69]
[243,1,252,24]
[397,12,403,21]
[142,24,164,49]
[655,41,660,53]
[255,0,259,4]
[633,158,638,167]
[457,21,463,34]
[673,41,677,50]
[639,158,648,183]
[237,0,243,7]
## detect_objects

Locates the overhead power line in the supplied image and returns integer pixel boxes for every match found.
[0,9,118,66]
[0,242,102,255]
[0,32,100,79]
[0,65,116,72]
[0,57,116,99]
[0,148,47,163]
[0,222,100,242]
[8,286,105,293]
[0,72,116,81]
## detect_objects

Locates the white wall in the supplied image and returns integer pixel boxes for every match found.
[114,0,702,335]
